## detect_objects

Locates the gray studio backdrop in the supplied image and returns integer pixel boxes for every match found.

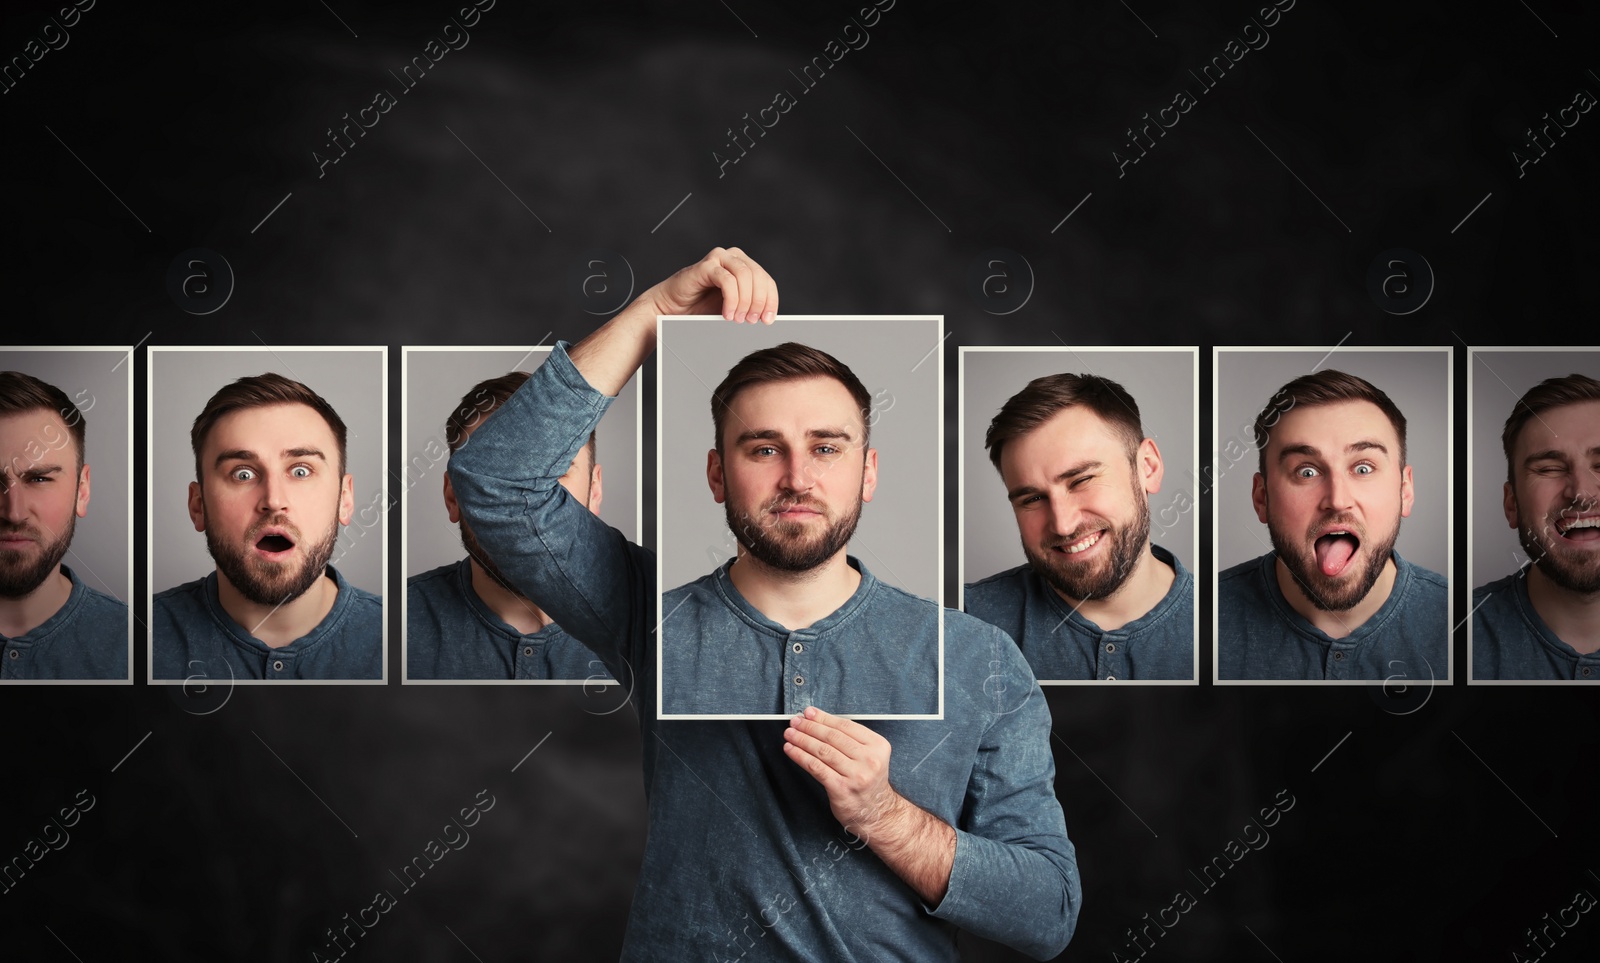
[404,347,639,575]
[1469,350,1600,589]
[1214,349,1450,576]
[148,348,386,597]
[658,317,942,600]
[961,348,1197,593]
[0,348,130,603]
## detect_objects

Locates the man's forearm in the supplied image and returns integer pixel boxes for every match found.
[567,296,659,397]
[860,792,958,906]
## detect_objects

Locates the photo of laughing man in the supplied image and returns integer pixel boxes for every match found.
[153,373,382,681]
[448,247,1079,960]
[1218,369,1447,681]
[965,372,1195,681]
[407,371,614,682]
[1474,373,1600,679]
[1,371,127,680]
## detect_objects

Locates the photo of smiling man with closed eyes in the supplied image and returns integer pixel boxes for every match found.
[150,350,385,682]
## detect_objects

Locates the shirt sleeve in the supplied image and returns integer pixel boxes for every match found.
[445,341,652,689]
[928,626,1082,959]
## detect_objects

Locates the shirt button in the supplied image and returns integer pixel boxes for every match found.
[794,675,804,686]
[1333,652,1345,662]
[7,650,17,659]
[523,646,534,657]
[792,642,803,653]
[1105,642,1116,653]
[1105,675,1117,681]
[272,660,284,672]
[1583,667,1592,677]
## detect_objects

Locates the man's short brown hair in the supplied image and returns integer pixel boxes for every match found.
[0,371,88,471]
[190,373,348,480]
[710,343,873,454]
[984,373,1144,473]
[446,371,595,463]
[1501,373,1600,483]
[1254,369,1407,476]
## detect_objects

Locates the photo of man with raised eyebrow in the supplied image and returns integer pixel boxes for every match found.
[1218,368,1447,681]
[1474,372,1600,679]
[965,372,1194,681]
[407,370,615,681]
[153,373,381,681]
[0,371,127,680]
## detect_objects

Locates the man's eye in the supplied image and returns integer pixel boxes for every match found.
[1353,464,1374,475]
[291,465,312,478]
[231,467,255,481]
[1296,466,1318,479]
[753,446,778,456]
[815,445,840,456]
[1070,476,1094,489]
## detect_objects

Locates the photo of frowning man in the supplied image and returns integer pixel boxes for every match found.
[406,368,617,682]
[1216,357,1449,682]
[447,247,1079,958]
[962,351,1197,682]
[152,355,384,682]
[1,368,128,680]
[1472,363,1600,680]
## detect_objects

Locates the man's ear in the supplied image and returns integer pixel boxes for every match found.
[1503,480,1518,530]
[444,473,460,524]
[707,449,726,503]
[586,463,604,516]
[1399,464,1415,519]
[1138,438,1164,495]
[338,473,355,526]
[187,480,206,532]
[860,448,878,503]
[75,463,92,519]
[1251,473,1269,525]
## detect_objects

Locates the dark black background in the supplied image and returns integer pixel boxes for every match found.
[3,0,1598,960]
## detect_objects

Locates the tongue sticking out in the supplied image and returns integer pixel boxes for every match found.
[1314,534,1358,577]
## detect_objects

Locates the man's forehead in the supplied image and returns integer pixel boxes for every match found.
[1270,399,1398,451]
[1514,399,1600,456]
[0,407,71,443]
[726,377,866,430]
[1001,407,1125,478]
[206,402,336,453]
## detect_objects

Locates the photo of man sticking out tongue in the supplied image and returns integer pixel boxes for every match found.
[1217,367,1448,681]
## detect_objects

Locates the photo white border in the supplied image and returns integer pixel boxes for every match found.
[399,344,637,686]
[1211,345,1454,687]
[146,345,388,686]
[655,315,945,721]
[957,345,1201,685]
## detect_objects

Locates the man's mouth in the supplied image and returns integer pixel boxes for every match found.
[254,531,297,555]
[1054,529,1104,556]
[1313,530,1361,577]
[1556,515,1600,543]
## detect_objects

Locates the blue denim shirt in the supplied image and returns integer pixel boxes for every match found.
[663,559,939,714]
[1,565,127,680]
[152,567,383,680]
[447,341,1081,961]
[407,558,615,681]
[963,545,1195,681]
[1217,551,1448,681]
[1472,571,1600,680]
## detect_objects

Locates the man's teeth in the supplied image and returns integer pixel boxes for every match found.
[1064,531,1102,554]
[1561,517,1600,533]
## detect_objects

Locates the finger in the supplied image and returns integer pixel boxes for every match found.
[781,739,838,786]
[791,711,866,760]
[720,252,756,322]
[729,248,773,324]
[785,720,857,776]
[800,706,874,748]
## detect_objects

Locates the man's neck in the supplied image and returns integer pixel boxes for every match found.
[216,568,339,648]
[728,549,861,632]
[1274,555,1396,640]
[1525,565,1600,655]
[1047,544,1174,631]
[468,559,551,635]
[0,566,72,638]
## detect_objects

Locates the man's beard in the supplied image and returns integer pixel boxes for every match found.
[1022,481,1150,603]
[460,520,531,601]
[0,516,75,598]
[1268,510,1399,612]
[1517,503,1600,594]
[726,491,863,574]
[206,512,339,607]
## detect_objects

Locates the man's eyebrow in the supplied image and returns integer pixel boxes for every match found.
[1277,443,1320,462]
[213,447,328,468]
[732,427,856,445]
[1346,440,1389,457]
[1006,460,1103,501]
